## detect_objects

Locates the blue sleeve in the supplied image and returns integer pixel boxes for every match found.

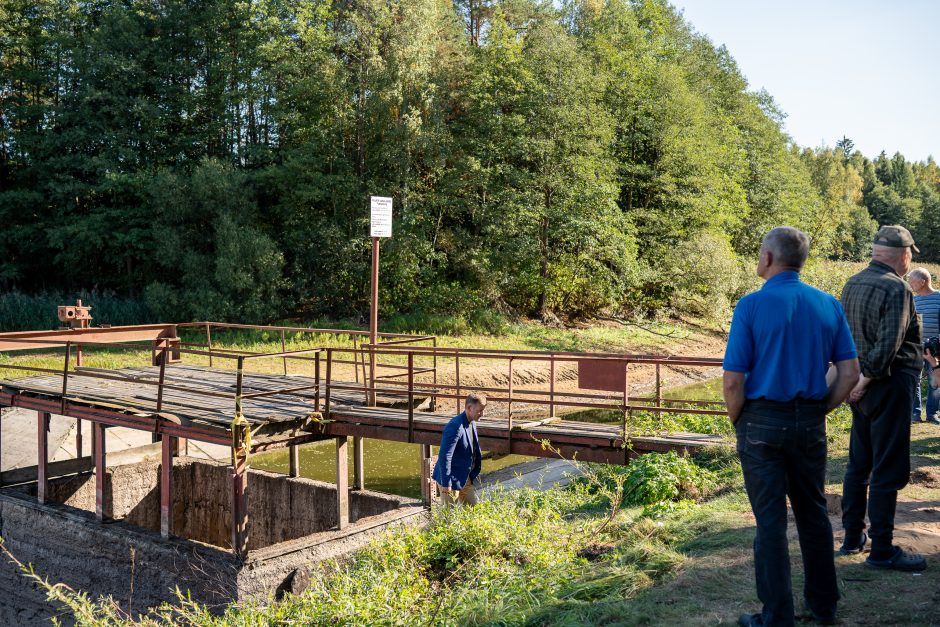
[439,422,459,485]
[723,300,753,373]
[831,301,858,362]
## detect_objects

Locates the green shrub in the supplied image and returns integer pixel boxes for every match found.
[665,232,757,321]
[621,451,717,506]
[0,291,155,331]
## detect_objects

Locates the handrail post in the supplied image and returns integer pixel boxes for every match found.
[353,336,360,383]
[507,357,514,452]
[407,352,414,443]
[455,350,461,413]
[281,329,287,375]
[235,357,244,417]
[549,354,555,418]
[156,340,168,413]
[431,337,438,411]
[206,323,213,368]
[325,349,332,415]
[655,363,662,418]
[622,363,630,464]
[315,352,321,412]
[61,341,71,417]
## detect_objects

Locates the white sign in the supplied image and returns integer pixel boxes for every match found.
[370,196,393,237]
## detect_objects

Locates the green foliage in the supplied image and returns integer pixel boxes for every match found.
[0,291,154,331]
[620,452,717,508]
[5,0,912,325]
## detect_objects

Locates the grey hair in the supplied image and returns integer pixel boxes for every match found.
[910,267,933,285]
[466,392,487,407]
[762,227,810,269]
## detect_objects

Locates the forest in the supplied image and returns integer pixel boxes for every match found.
[2,0,939,325]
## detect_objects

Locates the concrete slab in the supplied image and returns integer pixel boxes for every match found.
[480,458,581,498]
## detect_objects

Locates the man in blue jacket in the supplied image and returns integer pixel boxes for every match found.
[432,393,486,506]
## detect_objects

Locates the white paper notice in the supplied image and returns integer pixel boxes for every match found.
[370,196,393,237]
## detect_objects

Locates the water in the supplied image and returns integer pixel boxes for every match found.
[251,438,530,499]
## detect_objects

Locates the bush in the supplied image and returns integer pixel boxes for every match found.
[621,451,717,507]
[665,232,756,321]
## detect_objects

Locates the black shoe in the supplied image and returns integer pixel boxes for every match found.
[928,416,940,425]
[865,546,926,572]
[739,613,763,626]
[807,610,837,625]
[801,600,837,625]
[839,531,867,555]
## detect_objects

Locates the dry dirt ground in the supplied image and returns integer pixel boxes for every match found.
[423,327,728,419]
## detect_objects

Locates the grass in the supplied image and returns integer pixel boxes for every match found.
[4,266,940,624]
[11,397,939,626]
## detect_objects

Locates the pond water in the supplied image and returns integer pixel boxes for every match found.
[251,377,723,498]
[251,438,530,499]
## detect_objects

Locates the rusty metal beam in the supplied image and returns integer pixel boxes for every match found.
[0,324,178,352]
[0,393,232,446]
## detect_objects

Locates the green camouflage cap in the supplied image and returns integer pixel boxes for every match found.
[874,224,920,253]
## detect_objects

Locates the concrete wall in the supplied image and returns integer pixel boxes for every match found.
[13,457,415,551]
[0,491,239,625]
[0,460,426,624]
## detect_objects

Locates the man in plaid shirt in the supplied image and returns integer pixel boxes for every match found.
[840,224,926,571]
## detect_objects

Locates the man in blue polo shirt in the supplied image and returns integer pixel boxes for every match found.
[724,227,859,627]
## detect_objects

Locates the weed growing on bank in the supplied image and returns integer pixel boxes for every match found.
[4,450,744,626]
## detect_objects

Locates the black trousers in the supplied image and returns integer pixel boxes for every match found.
[737,399,838,627]
[842,370,915,554]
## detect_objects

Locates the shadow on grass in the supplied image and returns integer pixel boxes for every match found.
[910,435,940,457]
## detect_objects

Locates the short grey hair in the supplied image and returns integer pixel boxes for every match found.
[466,392,487,408]
[910,267,933,285]
[762,227,810,269]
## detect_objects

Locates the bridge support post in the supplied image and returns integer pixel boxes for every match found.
[37,411,50,504]
[289,444,300,477]
[336,436,349,529]
[353,437,364,490]
[94,423,107,521]
[420,444,433,505]
[161,435,173,538]
[232,455,248,558]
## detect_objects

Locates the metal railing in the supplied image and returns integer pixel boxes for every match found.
[0,325,727,448]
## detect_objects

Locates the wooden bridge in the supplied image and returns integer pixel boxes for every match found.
[0,322,726,556]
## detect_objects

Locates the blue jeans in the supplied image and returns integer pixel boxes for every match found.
[736,399,838,627]
[912,361,939,421]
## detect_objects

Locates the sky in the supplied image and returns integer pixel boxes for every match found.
[674,0,939,162]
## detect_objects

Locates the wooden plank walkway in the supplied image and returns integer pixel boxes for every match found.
[0,364,340,429]
[0,365,724,464]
